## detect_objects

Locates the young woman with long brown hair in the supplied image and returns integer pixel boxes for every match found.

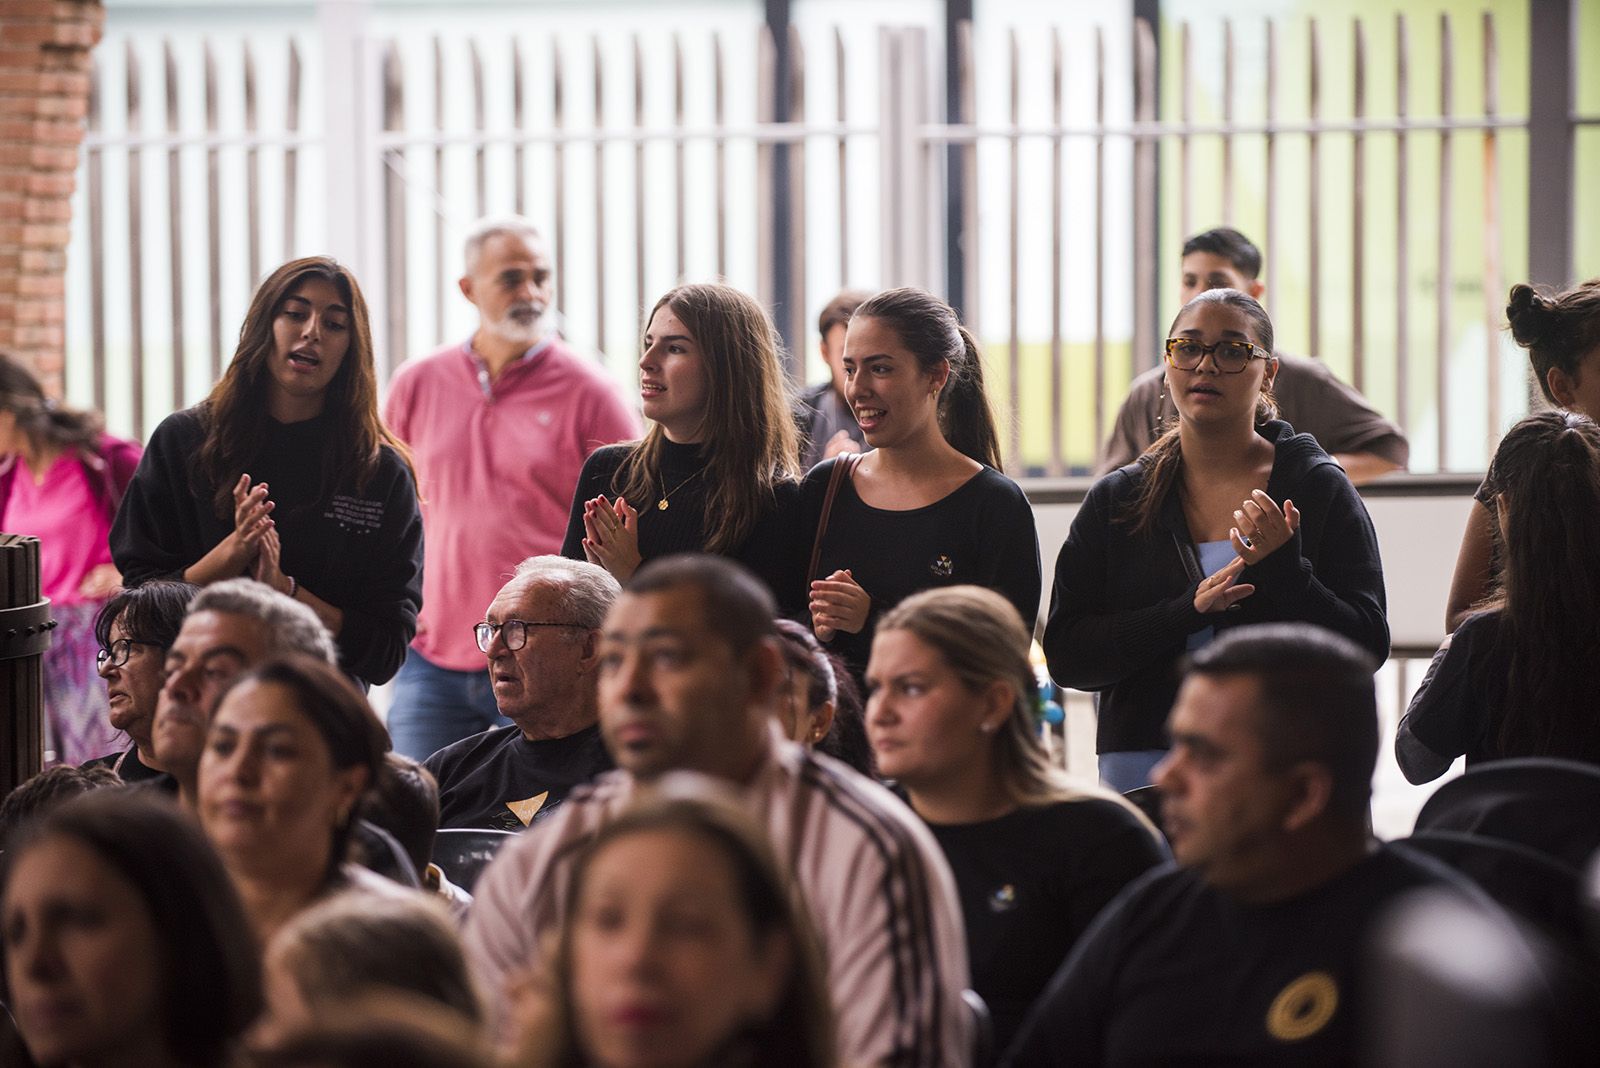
[1044,289,1388,792]
[560,283,801,599]
[111,256,423,686]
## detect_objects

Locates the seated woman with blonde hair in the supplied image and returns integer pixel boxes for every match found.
[867,585,1168,1052]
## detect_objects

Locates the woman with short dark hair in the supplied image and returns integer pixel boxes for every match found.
[111,256,423,686]
[1,791,261,1067]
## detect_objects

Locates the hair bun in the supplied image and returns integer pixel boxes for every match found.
[1507,283,1551,348]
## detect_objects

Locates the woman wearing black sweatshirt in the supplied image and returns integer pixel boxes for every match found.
[1044,290,1388,792]
[112,257,423,687]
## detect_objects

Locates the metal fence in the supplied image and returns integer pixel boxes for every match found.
[67,6,1591,474]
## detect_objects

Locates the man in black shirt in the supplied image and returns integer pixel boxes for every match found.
[424,556,619,831]
[1006,624,1474,1066]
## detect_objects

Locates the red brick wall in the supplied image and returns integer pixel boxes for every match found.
[0,0,104,394]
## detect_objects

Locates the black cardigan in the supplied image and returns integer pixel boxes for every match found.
[1043,420,1389,753]
[110,408,424,686]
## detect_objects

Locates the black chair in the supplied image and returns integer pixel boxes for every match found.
[351,818,422,889]
[431,827,517,892]
[962,988,995,1068]
[1400,831,1586,946]
[1122,785,1165,841]
[1413,758,1600,870]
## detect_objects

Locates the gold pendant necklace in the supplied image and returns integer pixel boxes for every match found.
[656,468,703,511]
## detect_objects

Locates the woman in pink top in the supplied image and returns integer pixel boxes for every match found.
[0,354,141,765]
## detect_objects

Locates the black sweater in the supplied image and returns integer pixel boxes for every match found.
[798,459,1042,677]
[559,440,804,610]
[110,408,424,686]
[1043,420,1388,753]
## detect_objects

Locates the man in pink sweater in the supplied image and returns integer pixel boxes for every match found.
[464,555,973,1067]
[384,217,638,760]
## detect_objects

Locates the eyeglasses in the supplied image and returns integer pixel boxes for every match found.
[1164,337,1270,374]
[96,637,160,669]
[473,619,584,653]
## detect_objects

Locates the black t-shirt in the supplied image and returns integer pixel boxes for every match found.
[424,723,613,831]
[80,746,165,783]
[800,460,1042,678]
[1005,845,1468,1067]
[924,799,1167,1053]
[560,439,804,614]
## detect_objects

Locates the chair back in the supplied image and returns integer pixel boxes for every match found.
[1400,831,1585,946]
[431,827,518,892]
[962,988,995,1068]
[1122,785,1165,841]
[1413,758,1600,870]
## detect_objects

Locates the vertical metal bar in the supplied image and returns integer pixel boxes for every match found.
[789,24,807,366]
[713,32,727,279]
[243,43,261,285]
[513,39,526,216]
[959,19,978,338]
[1351,19,1366,393]
[835,27,848,285]
[383,42,407,375]
[1006,29,1021,467]
[433,37,446,340]
[1264,19,1277,304]
[552,39,567,300]
[1049,28,1064,477]
[164,40,185,412]
[1306,19,1321,360]
[944,0,973,313]
[765,0,795,349]
[284,39,301,257]
[1526,0,1576,289]
[633,36,646,325]
[757,27,776,306]
[674,34,687,283]
[1179,22,1191,240]
[594,36,607,358]
[1436,14,1453,469]
[1481,12,1502,444]
[126,42,146,439]
[1093,27,1106,439]
[1396,15,1410,433]
[88,59,106,415]
[205,41,222,381]
[470,38,486,217]
[1132,17,1159,372]
[1222,20,1234,224]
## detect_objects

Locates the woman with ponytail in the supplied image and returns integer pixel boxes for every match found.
[0,353,142,764]
[1400,410,1600,781]
[798,287,1040,681]
[1445,279,1600,631]
[1043,290,1388,792]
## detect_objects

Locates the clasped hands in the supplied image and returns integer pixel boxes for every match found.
[580,495,643,582]
[1193,489,1300,614]
[230,474,292,594]
[810,569,869,642]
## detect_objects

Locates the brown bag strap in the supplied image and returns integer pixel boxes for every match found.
[807,453,861,582]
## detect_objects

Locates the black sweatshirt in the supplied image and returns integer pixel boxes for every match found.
[110,408,424,686]
[1043,420,1389,753]
[560,439,804,611]
[798,459,1042,679]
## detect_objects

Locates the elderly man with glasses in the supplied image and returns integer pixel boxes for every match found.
[422,556,621,831]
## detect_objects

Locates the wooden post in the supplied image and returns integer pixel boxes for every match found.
[1,535,56,795]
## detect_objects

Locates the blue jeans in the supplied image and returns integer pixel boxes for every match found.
[386,648,510,761]
[1099,749,1169,794]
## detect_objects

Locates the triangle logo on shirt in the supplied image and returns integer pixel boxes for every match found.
[505,791,549,827]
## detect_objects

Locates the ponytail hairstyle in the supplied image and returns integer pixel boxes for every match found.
[1122,289,1279,538]
[1506,280,1600,410]
[851,288,1004,469]
[1481,410,1600,761]
[0,351,103,456]
[613,284,801,554]
[194,256,413,521]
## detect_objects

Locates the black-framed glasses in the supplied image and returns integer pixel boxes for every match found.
[473,619,583,653]
[1163,337,1270,374]
[96,637,160,669]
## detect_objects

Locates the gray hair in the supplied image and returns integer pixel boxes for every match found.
[462,215,545,275]
[509,556,620,631]
[190,578,337,664]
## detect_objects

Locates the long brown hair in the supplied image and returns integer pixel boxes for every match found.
[613,284,800,553]
[1482,411,1600,760]
[0,350,103,455]
[1122,289,1278,537]
[193,256,411,519]
[851,287,1005,469]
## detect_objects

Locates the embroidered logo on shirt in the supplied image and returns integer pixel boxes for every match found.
[505,791,549,827]
[930,554,954,578]
[987,884,1018,912]
[1265,971,1338,1042]
[324,495,385,532]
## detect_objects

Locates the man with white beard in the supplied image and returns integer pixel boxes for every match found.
[384,216,638,759]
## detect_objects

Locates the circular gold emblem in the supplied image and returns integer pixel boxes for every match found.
[1265,971,1338,1042]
